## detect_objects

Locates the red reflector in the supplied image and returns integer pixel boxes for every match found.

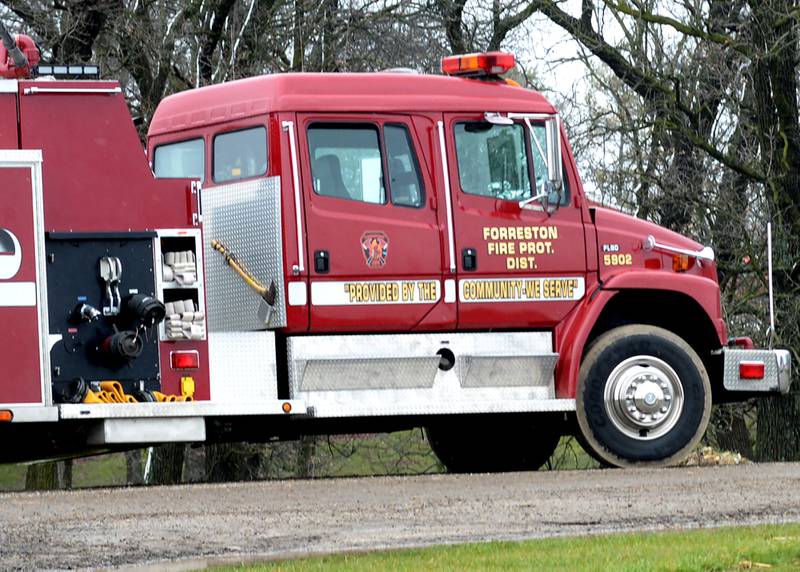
[644,258,662,270]
[441,52,515,77]
[0,410,13,422]
[739,361,765,380]
[171,350,200,370]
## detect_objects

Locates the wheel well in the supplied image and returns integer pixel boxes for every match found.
[585,290,723,393]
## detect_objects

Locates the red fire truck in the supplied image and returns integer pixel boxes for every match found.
[0,30,791,470]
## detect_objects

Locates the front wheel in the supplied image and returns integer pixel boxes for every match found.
[576,325,711,467]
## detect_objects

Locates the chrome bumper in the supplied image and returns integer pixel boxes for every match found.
[723,348,792,394]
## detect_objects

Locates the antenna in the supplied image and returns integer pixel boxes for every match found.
[0,20,29,69]
[767,221,775,349]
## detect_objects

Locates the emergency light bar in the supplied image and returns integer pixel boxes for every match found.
[441,52,515,77]
[34,64,100,80]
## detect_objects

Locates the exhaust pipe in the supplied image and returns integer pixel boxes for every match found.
[0,21,29,69]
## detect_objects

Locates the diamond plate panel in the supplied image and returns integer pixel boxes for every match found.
[461,355,558,392]
[208,331,278,402]
[300,357,440,391]
[723,348,790,392]
[202,177,286,331]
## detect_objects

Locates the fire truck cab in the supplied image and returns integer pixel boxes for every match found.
[0,45,791,470]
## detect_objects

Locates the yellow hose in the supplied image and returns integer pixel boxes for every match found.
[211,239,270,298]
[81,385,191,405]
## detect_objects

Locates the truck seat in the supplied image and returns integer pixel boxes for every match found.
[313,154,351,200]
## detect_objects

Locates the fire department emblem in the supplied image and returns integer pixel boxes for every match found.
[361,231,389,269]
[0,228,22,280]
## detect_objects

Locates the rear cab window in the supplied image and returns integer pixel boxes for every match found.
[213,126,268,183]
[153,138,205,182]
[307,122,425,207]
[308,124,386,204]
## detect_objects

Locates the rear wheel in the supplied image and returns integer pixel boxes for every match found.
[426,414,561,473]
[577,325,711,467]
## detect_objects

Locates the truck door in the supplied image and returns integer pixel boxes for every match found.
[0,150,49,407]
[297,114,449,331]
[442,113,587,329]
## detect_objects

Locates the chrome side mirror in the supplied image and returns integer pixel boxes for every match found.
[544,116,563,189]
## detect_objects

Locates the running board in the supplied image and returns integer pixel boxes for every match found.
[87,417,205,445]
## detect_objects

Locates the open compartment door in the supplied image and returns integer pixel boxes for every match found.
[0,150,51,411]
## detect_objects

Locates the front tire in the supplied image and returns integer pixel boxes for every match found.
[576,325,711,467]
[426,414,561,473]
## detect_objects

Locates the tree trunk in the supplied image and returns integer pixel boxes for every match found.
[148,444,185,485]
[295,436,317,478]
[25,462,58,491]
[757,395,800,461]
[711,406,755,459]
[125,450,144,485]
[58,459,73,489]
[204,443,265,483]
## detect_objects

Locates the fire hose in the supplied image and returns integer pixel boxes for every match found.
[210,239,276,307]
[55,378,194,404]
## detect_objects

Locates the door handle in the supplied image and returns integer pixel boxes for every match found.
[314,250,330,274]
[462,248,477,271]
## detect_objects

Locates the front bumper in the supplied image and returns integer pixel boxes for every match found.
[723,348,792,394]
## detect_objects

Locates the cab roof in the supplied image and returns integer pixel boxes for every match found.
[148,72,556,137]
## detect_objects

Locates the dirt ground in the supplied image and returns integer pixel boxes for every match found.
[2,463,800,570]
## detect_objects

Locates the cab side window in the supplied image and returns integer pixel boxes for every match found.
[308,124,386,204]
[454,122,531,201]
[213,126,267,183]
[153,138,205,182]
[385,124,425,208]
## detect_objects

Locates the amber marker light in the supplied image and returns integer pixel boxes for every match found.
[282,402,292,413]
[672,254,690,272]
[0,410,13,422]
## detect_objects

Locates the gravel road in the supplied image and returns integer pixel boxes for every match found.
[2,463,800,570]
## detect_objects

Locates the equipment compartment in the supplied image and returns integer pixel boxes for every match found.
[46,233,163,401]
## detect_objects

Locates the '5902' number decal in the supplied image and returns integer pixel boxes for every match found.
[604,253,633,266]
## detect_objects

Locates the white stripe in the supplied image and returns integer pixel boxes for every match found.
[288,281,307,306]
[312,280,441,306]
[282,120,305,274]
[0,282,36,306]
[23,86,121,95]
[459,276,585,303]
[437,121,457,273]
[444,279,456,303]
[0,80,18,94]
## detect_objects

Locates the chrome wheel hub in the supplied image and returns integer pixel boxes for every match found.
[603,355,684,440]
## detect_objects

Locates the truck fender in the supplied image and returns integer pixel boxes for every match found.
[554,271,726,398]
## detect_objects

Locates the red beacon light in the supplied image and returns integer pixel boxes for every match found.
[441,52,516,78]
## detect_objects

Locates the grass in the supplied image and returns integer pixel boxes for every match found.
[0,432,599,491]
[0,452,129,491]
[213,523,800,572]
